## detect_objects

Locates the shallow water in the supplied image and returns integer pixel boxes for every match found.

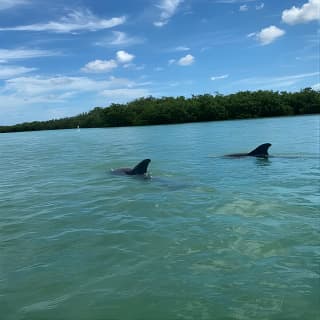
[0,115,319,320]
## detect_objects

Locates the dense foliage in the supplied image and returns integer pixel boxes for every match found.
[1,88,319,133]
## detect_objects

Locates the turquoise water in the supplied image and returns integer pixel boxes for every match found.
[0,115,319,320]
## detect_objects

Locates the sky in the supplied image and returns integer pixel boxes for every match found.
[0,0,319,125]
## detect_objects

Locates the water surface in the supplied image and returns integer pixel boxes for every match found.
[0,115,319,319]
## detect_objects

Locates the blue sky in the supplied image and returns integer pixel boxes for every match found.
[0,0,319,125]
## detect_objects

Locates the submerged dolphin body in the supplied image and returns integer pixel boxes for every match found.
[111,159,151,177]
[225,143,272,158]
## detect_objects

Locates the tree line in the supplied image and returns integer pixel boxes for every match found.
[1,88,319,133]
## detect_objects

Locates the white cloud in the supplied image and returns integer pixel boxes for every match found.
[235,72,320,89]
[0,48,60,62]
[154,0,183,27]
[256,3,264,10]
[96,31,144,47]
[1,75,150,101]
[2,75,148,94]
[239,5,248,11]
[0,0,28,10]
[248,25,285,45]
[101,88,149,99]
[216,0,255,3]
[311,83,320,91]
[177,54,195,66]
[122,63,145,70]
[168,59,176,65]
[105,76,137,89]
[81,51,135,73]
[2,76,97,96]
[153,21,167,27]
[0,75,152,124]
[174,46,190,51]
[210,74,229,81]
[0,9,126,33]
[116,50,135,63]
[0,65,36,79]
[81,59,117,73]
[157,45,189,54]
[282,0,320,25]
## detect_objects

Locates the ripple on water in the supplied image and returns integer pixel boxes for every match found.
[0,116,319,320]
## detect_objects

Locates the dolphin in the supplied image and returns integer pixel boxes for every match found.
[225,143,272,158]
[111,159,151,177]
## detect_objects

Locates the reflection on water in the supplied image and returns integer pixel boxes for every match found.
[255,157,271,166]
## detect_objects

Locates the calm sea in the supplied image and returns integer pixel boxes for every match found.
[0,115,319,320]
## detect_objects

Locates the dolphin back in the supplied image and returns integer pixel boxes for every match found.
[247,143,272,157]
[129,159,151,175]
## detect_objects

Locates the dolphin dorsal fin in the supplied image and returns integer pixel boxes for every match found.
[248,143,272,157]
[130,159,151,175]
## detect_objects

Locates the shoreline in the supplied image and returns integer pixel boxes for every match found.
[1,89,319,133]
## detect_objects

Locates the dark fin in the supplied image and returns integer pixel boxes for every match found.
[247,143,272,157]
[129,159,151,175]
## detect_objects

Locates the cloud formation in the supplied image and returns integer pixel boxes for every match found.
[239,2,264,11]
[0,48,60,62]
[2,75,150,103]
[0,75,151,124]
[239,5,248,12]
[154,0,183,27]
[282,0,320,25]
[210,74,229,81]
[101,88,149,99]
[235,72,319,89]
[174,46,190,51]
[81,59,117,73]
[178,54,195,66]
[248,25,285,45]
[81,50,135,73]
[311,83,320,91]
[116,50,135,63]
[0,0,28,10]
[216,0,256,3]
[0,65,36,79]
[256,3,264,10]
[0,9,125,33]
[96,31,144,47]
